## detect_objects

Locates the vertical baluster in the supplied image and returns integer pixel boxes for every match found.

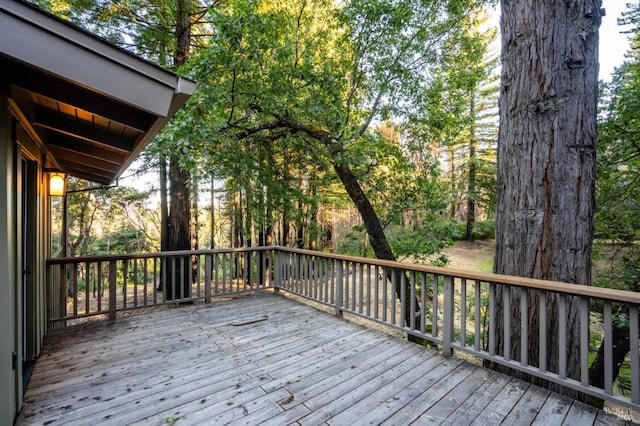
[375,266,380,320]
[109,260,117,321]
[72,262,78,316]
[474,280,481,352]
[410,271,417,331]
[314,255,318,298]
[195,254,202,296]
[460,278,467,347]
[312,256,317,299]
[170,257,176,301]
[351,262,357,311]
[630,305,639,404]
[313,257,325,301]
[122,260,128,310]
[580,297,590,387]
[274,250,281,293]
[97,261,103,312]
[299,254,304,294]
[153,257,158,305]
[297,252,301,293]
[205,254,212,303]
[559,294,567,379]
[245,250,250,291]
[539,290,547,373]
[180,256,186,299]
[327,258,332,303]
[358,263,364,314]
[60,264,67,320]
[400,271,406,327]
[329,258,335,304]
[382,267,388,322]
[85,261,90,315]
[604,301,613,395]
[309,255,313,297]
[443,275,454,357]
[335,260,343,318]
[366,264,372,317]
[420,273,426,335]
[521,289,528,366]
[213,253,219,295]
[318,258,323,300]
[143,258,148,307]
[161,257,167,302]
[432,275,439,338]
[391,269,397,325]
[133,259,138,308]
[503,286,511,361]
[489,283,496,356]
[222,252,227,293]
[320,258,327,302]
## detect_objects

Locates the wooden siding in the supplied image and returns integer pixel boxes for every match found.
[16,293,638,425]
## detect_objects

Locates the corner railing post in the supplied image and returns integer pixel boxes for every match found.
[274,249,281,293]
[109,260,117,321]
[204,254,212,303]
[442,275,454,357]
[335,260,343,318]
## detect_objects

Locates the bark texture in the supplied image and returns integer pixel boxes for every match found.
[492,0,602,395]
[162,0,193,300]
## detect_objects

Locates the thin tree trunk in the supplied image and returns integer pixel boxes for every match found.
[277,119,422,340]
[210,178,215,249]
[465,98,477,242]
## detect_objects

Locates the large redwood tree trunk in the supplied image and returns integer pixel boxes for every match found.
[492,0,602,396]
[163,0,193,300]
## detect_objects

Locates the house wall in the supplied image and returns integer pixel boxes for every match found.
[0,96,19,423]
[0,97,49,424]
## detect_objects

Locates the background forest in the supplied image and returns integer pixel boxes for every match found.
[44,0,637,294]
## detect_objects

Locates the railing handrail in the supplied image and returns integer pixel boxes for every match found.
[46,246,274,265]
[276,246,640,304]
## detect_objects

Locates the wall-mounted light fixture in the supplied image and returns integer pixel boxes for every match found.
[48,172,67,196]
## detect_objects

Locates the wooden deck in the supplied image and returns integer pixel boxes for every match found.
[16,293,638,425]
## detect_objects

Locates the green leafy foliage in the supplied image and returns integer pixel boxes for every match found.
[595,2,640,293]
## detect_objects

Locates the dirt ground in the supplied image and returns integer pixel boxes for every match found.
[441,239,495,272]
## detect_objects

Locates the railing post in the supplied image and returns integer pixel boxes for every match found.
[204,255,212,304]
[109,260,117,321]
[274,250,281,293]
[335,261,343,318]
[442,275,454,357]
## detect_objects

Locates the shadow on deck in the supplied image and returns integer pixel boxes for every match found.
[16,292,639,425]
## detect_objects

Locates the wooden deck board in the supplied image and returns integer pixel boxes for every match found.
[15,292,638,425]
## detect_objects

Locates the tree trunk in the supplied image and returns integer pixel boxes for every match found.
[309,185,318,250]
[492,0,602,398]
[158,155,168,292]
[282,215,291,247]
[588,321,631,407]
[166,157,192,300]
[449,148,457,219]
[210,178,216,249]
[465,98,477,242]
[161,0,193,301]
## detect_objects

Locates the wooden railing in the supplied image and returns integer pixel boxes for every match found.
[47,246,640,410]
[273,247,640,411]
[46,247,275,327]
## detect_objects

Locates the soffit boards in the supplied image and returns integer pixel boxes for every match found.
[0,0,196,185]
